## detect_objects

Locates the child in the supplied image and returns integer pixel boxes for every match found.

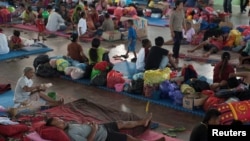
[9,30,24,50]
[182,21,195,44]
[136,39,151,72]
[121,19,137,62]
[36,14,46,41]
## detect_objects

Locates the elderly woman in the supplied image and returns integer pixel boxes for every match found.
[11,67,64,117]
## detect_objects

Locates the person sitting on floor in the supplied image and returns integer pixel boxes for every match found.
[136,39,151,73]
[71,6,83,30]
[145,36,178,71]
[164,20,195,45]
[58,4,71,27]
[67,33,88,63]
[100,13,114,32]
[46,113,165,141]
[239,40,250,65]
[46,5,67,33]
[78,11,95,38]
[88,4,100,28]
[210,52,235,91]
[88,38,109,65]
[0,28,10,54]
[11,67,64,117]
[189,109,221,141]
[20,6,36,25]
[187,34,225,57]
[9,30,24,50]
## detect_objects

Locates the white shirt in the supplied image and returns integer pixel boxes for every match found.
[182,27,195,42]
[13,75,33,104]
[46,11,65,32]
[0,33,10,54]
[78,18,87,36]
[136,48,145,71]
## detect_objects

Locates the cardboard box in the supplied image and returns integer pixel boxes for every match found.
[102,31,122,41]
[120,16,148,38]
[183,96,194,110]
[183,93,208,110]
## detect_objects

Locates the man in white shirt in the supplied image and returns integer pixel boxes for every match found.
[136,39,151,72]
[12,67,64,117]
[46,5,67,32]
[0,28,10,54]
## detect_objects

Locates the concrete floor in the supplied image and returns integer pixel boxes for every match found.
[0,4,249,141]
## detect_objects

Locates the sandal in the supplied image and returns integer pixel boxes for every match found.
[168,127,186,132]
[162,130,176,138]
[150,122,159,129]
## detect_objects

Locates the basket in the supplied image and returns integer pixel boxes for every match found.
[114,83,124,92]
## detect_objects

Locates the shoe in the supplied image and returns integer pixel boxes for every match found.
[131,58,137,62]
[162,130,176,137]
[121,55,128,59]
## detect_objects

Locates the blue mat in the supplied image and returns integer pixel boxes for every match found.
[60,75,205,117]
[0,47,53,62]
[113,61,136,79]
[0,90,14,108]
[144,17,169,27]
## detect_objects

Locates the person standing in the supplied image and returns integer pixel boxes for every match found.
[169,0,186,64]
[223,0,232,14]
[240,0,249,13]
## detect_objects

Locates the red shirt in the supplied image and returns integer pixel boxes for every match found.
[11,36,21,44]
[210,39,224,50]
[213,61,235,83]
[36,18,45,32]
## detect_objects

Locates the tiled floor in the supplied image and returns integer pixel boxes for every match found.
[0,4,249,141]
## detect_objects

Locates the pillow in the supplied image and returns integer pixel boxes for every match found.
[40,127,70,141]
[0,124,29,136]
[26,131,51,141]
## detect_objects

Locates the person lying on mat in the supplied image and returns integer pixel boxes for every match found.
[12,67,64,117]
[0,28,10,54]
[210,52,235,91]
[187,34,225,57]
[20,6,36,25]
[136,39,151,73]
[78,11,95,38]
[9,30,25,50]
[67,33,88,63]
[145,36,178,71]
[46,5,67,32]
[189,109,221,141]
[88,38,110,65]
[46,113,165,141]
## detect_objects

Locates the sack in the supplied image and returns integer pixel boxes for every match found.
[91,72,107,86]
[107,70,125,89]
[70,67,84,80]
[144,68,171,85]
[130,78,144,94]
[0,84,11,94]
[56,59,70,72]
[36,63,58,77]
[33,54,50,70]
[189,79,210,92]
[143,84,159,98]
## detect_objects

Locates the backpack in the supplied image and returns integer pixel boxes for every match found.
[130,78,144,95]
[189,79,210,92]
[36,63,58,77]
[33,54,50,70]
[91,72,107,86]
